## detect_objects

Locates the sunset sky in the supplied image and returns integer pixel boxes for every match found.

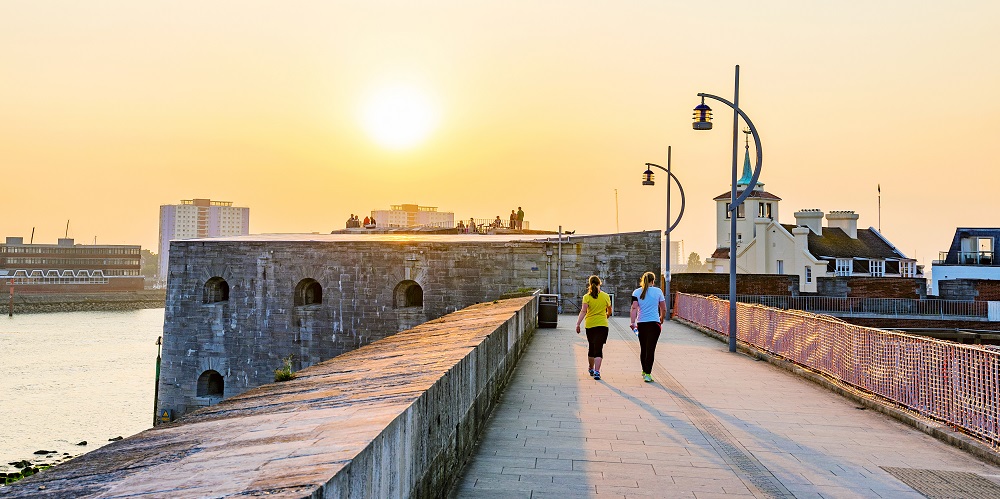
[2,1,998,269]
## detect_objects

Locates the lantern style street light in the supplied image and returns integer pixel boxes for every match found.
[692,65,763,353]
[641,146,685,318]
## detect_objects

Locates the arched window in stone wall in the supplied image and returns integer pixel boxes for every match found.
[203,277,229,304]
[393,280,423,308]
[196,370,224,397]
[294,278,323,306]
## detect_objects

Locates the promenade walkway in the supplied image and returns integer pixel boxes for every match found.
[454,315,1000,498]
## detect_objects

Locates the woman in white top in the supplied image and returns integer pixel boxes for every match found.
[629,271,666,382]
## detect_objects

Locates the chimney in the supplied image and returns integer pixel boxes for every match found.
[793,226,810,254]
[793,209,824,235]
[826,210,859,238]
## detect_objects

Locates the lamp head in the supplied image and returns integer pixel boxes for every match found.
[692,97,713,130]
[642,167,655,186]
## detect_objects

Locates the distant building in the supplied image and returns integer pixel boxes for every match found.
[931,228,1000,295]
[158,199,249,283]
[0,237,142,292]
[706,146,921,292]
[370,204,454,229]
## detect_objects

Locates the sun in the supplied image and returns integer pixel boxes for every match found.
[360,84,438,150]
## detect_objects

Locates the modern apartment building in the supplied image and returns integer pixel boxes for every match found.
[0,237,143,292]
[370,204,454,228]
[158,199,249,283]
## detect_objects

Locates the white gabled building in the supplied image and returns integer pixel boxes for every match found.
[706,148,921,292]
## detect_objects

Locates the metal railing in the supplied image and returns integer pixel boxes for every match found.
[714,295,989,319]
[458,219,529,233]
[675,293,1000,450]
[936,250,997,266]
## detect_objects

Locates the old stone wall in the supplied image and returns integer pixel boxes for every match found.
[671,273,800,297]
[2,297,537,498]
[938,279,1000,301]
[157,232,658,419]
[816,277,927,299]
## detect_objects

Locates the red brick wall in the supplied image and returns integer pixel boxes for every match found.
[818,277,926,299]
[974,281,1000,301]
[672,273,798,296]
[843,317,1000,332]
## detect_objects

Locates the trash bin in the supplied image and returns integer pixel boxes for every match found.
[538,294,558,328]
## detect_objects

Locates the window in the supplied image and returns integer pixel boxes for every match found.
[203,277,229,303]
[294,278,323,306]
[725,203,746,219]
[776,260,784,274]
[197,370,224,398]
[869,260,885,277]
[901,261,916,277]
[805,266,812,283]
[758,202,773,219]
[393,280,424,308]
[835,258,852,276]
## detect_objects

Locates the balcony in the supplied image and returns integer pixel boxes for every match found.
[935,251,997,266]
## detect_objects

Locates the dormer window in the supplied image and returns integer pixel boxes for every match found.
[869,259,885,277]
[835,259,852,276]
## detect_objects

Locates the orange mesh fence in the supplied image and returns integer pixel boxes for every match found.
[675,292,1000,449]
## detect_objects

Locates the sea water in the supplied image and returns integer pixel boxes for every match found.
[0,308,164,472]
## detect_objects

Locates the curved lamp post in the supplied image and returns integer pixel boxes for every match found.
[692,65,763,353]
[642,146,686,318]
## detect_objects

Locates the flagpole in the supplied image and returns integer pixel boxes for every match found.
[878,184,881,232]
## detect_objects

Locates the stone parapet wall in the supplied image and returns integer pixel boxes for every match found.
[938,279,1000,301]
[3,290,165,314]
[157,232,658,419]
[1,296,537,498]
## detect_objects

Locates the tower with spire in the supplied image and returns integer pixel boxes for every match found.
[710,129,781,264]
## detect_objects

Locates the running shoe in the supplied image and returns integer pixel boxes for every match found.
[588,368,595,376]
[642,372,653,383]
[593,371,601,380]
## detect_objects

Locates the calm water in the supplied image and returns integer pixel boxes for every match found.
[0,309,164,471]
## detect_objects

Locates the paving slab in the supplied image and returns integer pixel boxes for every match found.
[453,315,1000,498]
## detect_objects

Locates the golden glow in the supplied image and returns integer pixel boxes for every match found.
[360,84,438,150]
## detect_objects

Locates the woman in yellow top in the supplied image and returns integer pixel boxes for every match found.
[575,275,613,380]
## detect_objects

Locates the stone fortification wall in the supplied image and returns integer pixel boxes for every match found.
[2,297,537,498]
[938,279,1000,301]
[157,232,658,419]
[4,290,165,314]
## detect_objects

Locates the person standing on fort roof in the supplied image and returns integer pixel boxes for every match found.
[630,271,666,383]
[509,210,517,229]
[576,275,612,381]
[516,207,524,230]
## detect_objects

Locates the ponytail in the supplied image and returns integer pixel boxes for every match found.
[588,275,601,299]
[639,272,655,300]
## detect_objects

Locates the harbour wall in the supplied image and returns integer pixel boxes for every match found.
[3,290,165,314]
[1,296,537,498]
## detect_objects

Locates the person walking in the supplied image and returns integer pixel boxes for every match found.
[630,271,666,382]
[575,275,612,380]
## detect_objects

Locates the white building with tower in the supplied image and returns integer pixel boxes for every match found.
[158,199,250,284]
[371,204,454,228]
[706,143,920,292]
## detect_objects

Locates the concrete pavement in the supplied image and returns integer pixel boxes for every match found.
[453,315,1000,498]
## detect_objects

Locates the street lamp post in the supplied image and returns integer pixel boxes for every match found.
[642,145,686,318]
[692,65,763,353]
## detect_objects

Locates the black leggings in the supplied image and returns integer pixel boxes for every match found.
[586,326,609,358]
[637,321,661,373]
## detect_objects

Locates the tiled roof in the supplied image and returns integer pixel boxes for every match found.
[780,224,906,260]
[713,189,782,201]
[710,248,730,259]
